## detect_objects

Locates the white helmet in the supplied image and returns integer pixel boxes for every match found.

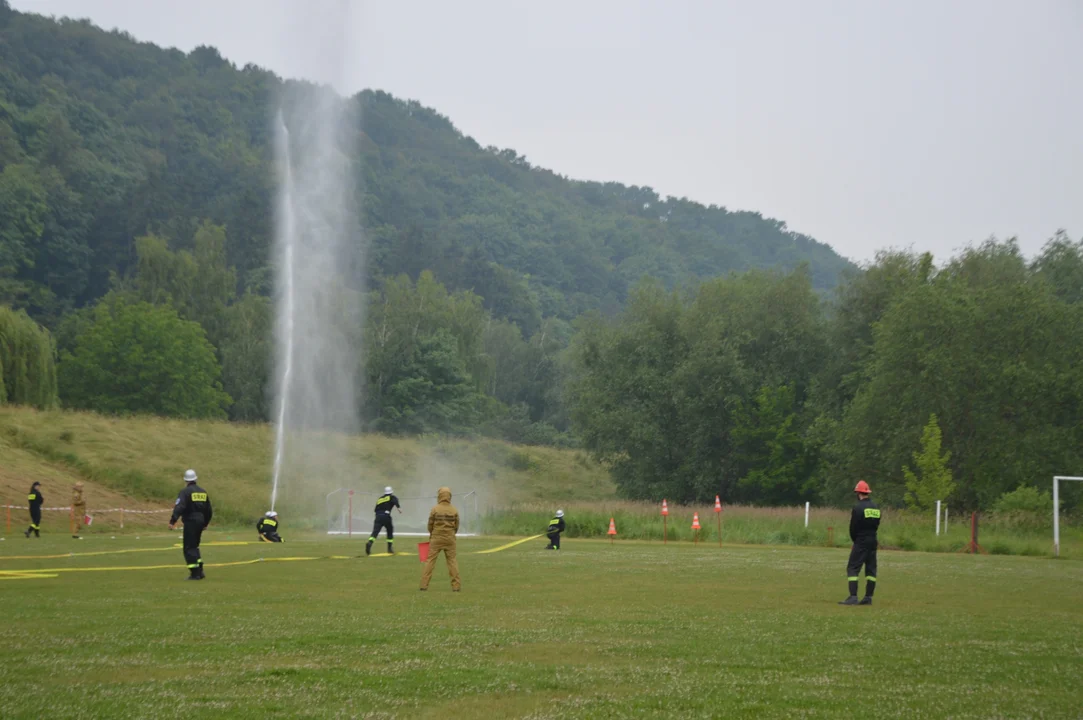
[556,509,564,518]
[384,486,393,495]
[265,511,277,518]
[183,469,197,483]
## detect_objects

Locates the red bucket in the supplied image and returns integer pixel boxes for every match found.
[417,541,430,563]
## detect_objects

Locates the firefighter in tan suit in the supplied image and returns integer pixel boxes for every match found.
[71,482,86,539]
[419,486,461,592]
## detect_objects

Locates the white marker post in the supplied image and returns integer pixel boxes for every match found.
[804,501,809,528]
[944,506,948,533]
[1051,476,1083,557]
[936,500,941,536]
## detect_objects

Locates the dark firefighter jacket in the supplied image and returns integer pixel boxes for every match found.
[171,484,213,526]
[849,498,881,544]
[548,516,566,534]
[257,517,279,534]
[374,493,401,516]
[28,486,44,510]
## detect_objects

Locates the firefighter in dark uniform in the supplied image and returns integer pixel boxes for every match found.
[168,469,212,580]
[257,511,283,542]
[366,486,401,556]
[545,509,566,550]
[840,480,880,606]
[25,482,44,538]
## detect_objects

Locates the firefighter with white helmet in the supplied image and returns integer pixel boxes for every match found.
[366,485,401,556]
[257,510,283,542]
[168,469,212,580]
[545,509,566,550]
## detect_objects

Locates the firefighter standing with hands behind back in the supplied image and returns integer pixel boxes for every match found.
[840,480,880,606]
[419,487,461,592]
[71,481,86,539]
[169,469,212,580]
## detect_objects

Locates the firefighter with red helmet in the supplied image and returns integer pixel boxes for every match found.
[840,480,880,606]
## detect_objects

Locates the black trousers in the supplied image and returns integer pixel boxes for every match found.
[547,531,561,549]
[183,514,205,569]
[29,508,42,531]
[847,540,878,595]
[260,531,282,543]
[369,515,394,541]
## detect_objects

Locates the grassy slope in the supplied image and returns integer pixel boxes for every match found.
[0,407,615,529]
[1,534,1081,718]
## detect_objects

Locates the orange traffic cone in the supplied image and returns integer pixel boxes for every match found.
[661,499,669,544]
[714,495,722,513]
[608,517,617,544]
[692,512,701,545]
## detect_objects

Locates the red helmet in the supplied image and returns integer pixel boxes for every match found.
[854,480,871,494]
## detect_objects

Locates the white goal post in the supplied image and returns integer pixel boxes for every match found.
[325,489,480,537]
[1053,476,1082,557]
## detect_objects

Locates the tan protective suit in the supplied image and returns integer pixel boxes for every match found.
[71,482,86,536]
[420,487,460,591]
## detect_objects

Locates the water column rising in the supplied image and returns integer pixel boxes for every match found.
[271,77,363,514]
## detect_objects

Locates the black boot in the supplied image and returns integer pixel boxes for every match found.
[197,565,206,580]
[34,529,40,538]
[24,528,31,538]
[365,539,373,556]
[387,542,394,555]
[858,596,872,605]
[838,595,858,605]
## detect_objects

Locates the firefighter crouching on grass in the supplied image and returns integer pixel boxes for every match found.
[257,511,283,542]
[25,482,43,538]
[840,480,880,606]
[71,481,86,539]
[545,509,566,550]
[169,469,212,580]
[419,486,460,592]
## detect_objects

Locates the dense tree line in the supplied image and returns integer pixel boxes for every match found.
[0,2,848,441]
[569,237,1083,511]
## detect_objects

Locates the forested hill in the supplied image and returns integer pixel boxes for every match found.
[0,2,851,330]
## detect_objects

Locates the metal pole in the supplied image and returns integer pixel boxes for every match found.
[120,507,125,529]
[717,512,722,548]
[944,506,948,533]
[1053,477,1059,557]
[936,500,941,536]
[5,504,10,534]
[663,515,667,545]
[348,490,353,538]
[804,501,810,529]
[474,492,479,535]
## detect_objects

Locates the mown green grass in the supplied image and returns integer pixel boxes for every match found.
[2,533,1081,718]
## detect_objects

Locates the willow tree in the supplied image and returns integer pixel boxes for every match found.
[0,305,57,408]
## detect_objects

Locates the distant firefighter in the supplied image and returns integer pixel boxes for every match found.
[257,511,284,542]
[839,480,880,606]
[419,487,461,592]
[366,486,401,556]
[545,509,566,550]
[70,482,86,539]
[168,469,213,580]
[25,482,43,538]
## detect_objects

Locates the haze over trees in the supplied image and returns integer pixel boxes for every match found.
[0,2,1080,511]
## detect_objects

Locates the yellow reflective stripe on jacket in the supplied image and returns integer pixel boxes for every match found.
[28,494,37,501]
[263,519,277,527]
[191,492,208,502]
[864,508,881,519]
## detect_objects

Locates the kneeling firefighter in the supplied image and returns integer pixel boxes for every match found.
[257,511,283,542]
[545,509,565,550]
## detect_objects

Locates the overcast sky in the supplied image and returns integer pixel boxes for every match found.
[14,0,1082,263]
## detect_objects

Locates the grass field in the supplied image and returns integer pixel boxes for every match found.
[2,533,1082,719]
